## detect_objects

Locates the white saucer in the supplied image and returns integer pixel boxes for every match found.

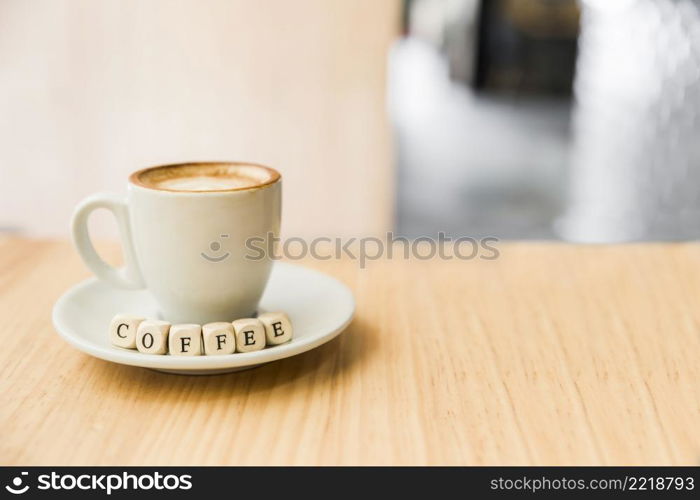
[52,262,355,375]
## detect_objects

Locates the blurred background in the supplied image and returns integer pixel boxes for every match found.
[3,0,700,242]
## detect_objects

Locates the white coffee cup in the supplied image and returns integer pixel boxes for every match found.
[72,162,281,324]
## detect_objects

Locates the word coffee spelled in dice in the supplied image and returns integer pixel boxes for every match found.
[109,312,293,356]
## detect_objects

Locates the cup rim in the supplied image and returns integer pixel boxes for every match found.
[128,161,281,193]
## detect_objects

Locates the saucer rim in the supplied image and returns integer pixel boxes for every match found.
[52,262,355,371]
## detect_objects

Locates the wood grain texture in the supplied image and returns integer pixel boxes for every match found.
[1,237,699,465]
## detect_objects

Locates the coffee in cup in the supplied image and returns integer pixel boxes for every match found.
[72,162,281,324]
[134,163,277,192]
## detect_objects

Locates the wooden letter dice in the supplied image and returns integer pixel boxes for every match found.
[258,312,293,345]
[169,324,202,356]
[232,318,266,353]
[109,314,145,349]
[203,322,236,355]
[136,320,171,354]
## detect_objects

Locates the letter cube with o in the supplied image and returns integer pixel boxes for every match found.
[136,320,171,354]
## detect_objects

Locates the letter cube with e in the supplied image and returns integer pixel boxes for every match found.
[203,322,236,355]
[232,318,266,353]
[136,320,171,354]
[258,312,293,345]
[169,324,202,356]
[109,314,145,349]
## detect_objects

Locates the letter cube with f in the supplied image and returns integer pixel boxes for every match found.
[169,324,202,356]
[203,322,236,355]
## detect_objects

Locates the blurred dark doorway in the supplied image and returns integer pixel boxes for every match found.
[391,0,579,238]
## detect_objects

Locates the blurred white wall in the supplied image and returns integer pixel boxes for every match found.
[0,0,398,238]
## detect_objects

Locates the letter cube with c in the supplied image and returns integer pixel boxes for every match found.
[109,314,145,349]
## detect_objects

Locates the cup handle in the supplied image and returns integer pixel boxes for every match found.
[71,192,145,289]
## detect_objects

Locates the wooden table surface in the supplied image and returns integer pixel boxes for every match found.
[1,237,699,465]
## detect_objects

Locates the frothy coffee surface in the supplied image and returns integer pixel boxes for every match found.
[133,163,278,192]
[155,174,260,191]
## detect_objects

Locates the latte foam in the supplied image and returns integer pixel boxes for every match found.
[155,174,260,191]
[131,163,279,192]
